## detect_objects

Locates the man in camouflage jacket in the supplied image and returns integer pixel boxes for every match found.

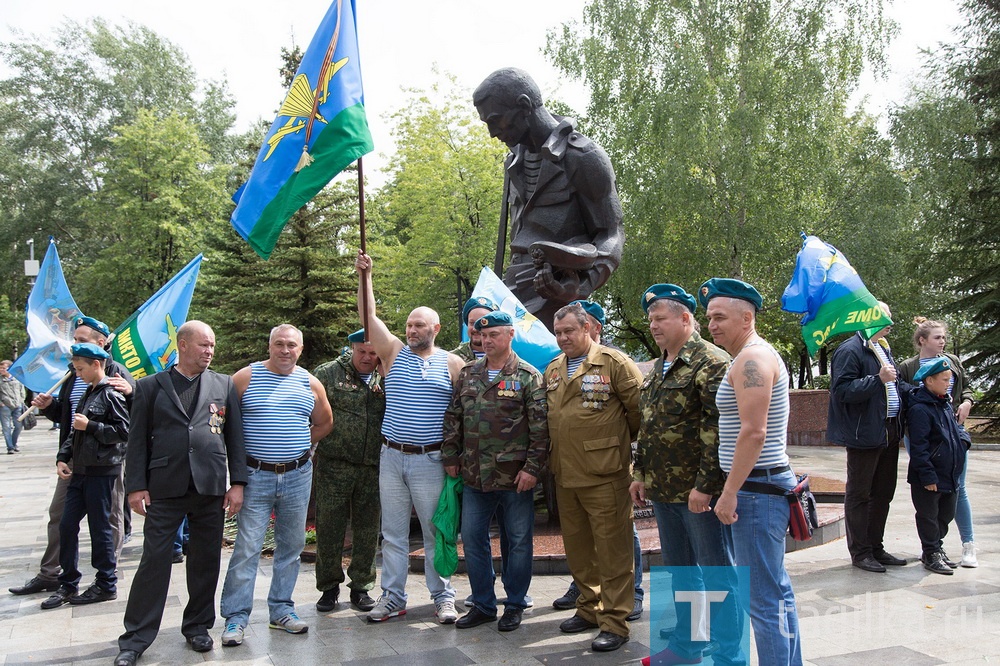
[451,296,500,363]
[443,312,548,633]
[312,331,386,613]
[629,284,744,664]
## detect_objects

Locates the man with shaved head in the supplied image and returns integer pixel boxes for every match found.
[355,251,466,624]
[116,321,247,666]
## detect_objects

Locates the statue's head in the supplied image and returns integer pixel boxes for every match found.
[474,68,543,149]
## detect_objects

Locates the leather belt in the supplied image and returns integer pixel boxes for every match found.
[745,464,791,478]
[246,451,311,474]
[385,439,442,454]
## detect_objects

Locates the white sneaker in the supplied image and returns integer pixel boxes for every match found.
[435,598,458,624]
[221,622,244,646]
[367,594,406,622]
[961,541,979,568]
[269,612,308,634]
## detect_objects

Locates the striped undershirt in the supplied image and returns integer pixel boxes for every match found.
[69,376,88,412]
[566,355,587,378]
[241,362,314,463]
[717,340,790,472]
[382,347,452,445]
[869,342,900,418]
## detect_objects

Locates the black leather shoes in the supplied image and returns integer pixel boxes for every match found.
[456,606,497,629]
[627,598,643,621]
[186,634,214,652]
[69,584,116,605]
[552,585,581,610]
[873,551,907,566]
[316,586,339,612]
[939,550,959,569]
[923,552,954,575]
[497,607,523,632]
[592,630,629,652]
[350,589,376,611]
[852,556,886,573]
[114,649,139,666]
[559,614,599,634]
[40,586,74,609]
[9,576,60,596]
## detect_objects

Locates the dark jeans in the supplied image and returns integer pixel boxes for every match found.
[910,484,958,557]
[845,421,900,561]
[58,474,117,592]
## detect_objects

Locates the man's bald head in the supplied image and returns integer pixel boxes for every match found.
[177,320,214,342]
[405,307,441,352]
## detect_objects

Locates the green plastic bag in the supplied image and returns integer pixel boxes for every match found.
[432,475,463,577]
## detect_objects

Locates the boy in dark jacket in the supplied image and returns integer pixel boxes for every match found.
[907,357,967,575]
[41,343,130,609]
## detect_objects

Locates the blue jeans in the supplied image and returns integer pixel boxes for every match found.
[59,474,117,592]
[462,486,534,615]
[378,445,455,605]
[732,469,802,666]
[220,460,312,626]
[653,501,744,664]
[955,435,974,543]
[1,404,22,451]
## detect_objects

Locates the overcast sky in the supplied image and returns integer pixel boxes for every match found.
[4,0,965,185]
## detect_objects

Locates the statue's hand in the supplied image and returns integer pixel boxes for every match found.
[534,263,581,301]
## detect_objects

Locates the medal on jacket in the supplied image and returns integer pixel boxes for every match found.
[581,374,610,410]
[209,403,226,433]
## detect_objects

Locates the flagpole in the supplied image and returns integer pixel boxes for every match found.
[358,156,369,341]
[17,371,72,422]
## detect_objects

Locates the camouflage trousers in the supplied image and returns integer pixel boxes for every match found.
[314,457,380,592]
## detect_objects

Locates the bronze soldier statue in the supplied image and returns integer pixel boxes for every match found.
[474,68,624,331]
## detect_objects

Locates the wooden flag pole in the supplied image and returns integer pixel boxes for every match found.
[358,156,369,341]
[18,371,72,422]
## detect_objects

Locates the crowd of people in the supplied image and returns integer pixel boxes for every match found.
[3,256,981,666]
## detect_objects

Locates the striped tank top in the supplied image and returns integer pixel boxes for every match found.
[382,347,452,445]
[717,340,790,472]
[241,362,315,462]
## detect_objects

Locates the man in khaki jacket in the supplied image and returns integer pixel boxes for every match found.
[545,302,643,652]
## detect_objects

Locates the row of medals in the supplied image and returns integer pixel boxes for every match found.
[497,380,520,398]
[582,374,611,409]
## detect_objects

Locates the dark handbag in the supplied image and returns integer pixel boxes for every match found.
[741,474,819,541]
[22,408,38,431]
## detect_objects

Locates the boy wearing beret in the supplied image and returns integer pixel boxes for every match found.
[41,343,129,609]
[908,358,968,575]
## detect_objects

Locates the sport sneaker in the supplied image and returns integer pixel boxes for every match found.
[269,612,308,634]
[367,595,406,622]
[435,597,458,624]
[962,541,979,568]
[939,550,959,569]
[221,622,244,646]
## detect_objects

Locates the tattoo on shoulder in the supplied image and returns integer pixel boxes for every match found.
[742,360,766,388]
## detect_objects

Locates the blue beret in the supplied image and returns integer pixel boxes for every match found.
[73,315,110,337]
[641,284,696,314]
[474,311,514,330]
[347,329,366,344]
[698,278,763,311]
[913,357,952,383]
[71,342,110,360]
[463,296,499,322]
[571,300,605,325]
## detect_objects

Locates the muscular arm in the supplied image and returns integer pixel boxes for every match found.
[232,366,252,399]
[355,251,403,373]
[308,373,334,443]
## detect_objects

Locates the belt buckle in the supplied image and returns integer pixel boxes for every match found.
[274,462,287,474]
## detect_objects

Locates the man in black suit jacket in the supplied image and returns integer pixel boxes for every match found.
[115,321,247,666]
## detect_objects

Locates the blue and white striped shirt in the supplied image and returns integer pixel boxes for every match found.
[718,341,790,472]
[870,342,900,418]
[241,362,314,462]
[69,376,88,412]
[566,355,587,378]
[382,347,452,445]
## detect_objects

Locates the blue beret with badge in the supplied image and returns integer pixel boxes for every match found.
[913,357,952,383]
[73,315,110,337]
[474,311,514,330]
[462,296,499,322]
[641,284,696,314]
[571,300,606,325]
[71,342,110,360]
[697,278,763,311]
[347,329,366,344]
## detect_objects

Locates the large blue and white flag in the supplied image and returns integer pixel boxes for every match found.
[9,239,80,392]
[470,267,560,372]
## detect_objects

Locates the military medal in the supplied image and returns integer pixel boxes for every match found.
[208,403,226,433]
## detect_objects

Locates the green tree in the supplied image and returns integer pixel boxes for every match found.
[546,0,910,374]
[368,76,508,346]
